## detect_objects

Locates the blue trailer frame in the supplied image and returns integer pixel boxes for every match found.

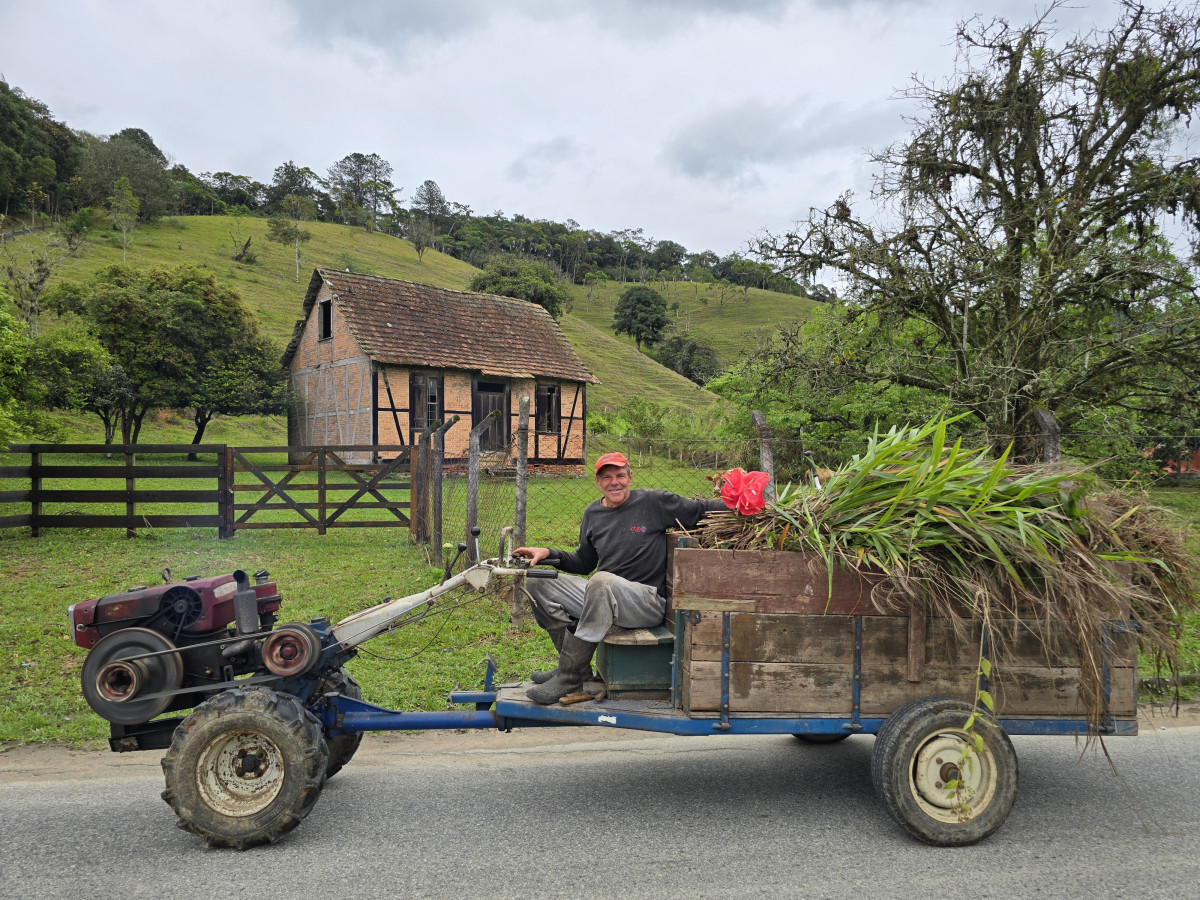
[317,612,1139,741]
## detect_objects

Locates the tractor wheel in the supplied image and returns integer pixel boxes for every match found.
[794,732,851,744]
[81,627,183,725]
[313,667,364,779]
[160,686,328,849]
[871,696,1018,846]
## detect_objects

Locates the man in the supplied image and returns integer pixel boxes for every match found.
[514,451,729,705]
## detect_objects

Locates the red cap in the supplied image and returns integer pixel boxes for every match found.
[594,451,630,475]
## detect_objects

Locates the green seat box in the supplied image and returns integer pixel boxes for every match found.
[596,624,674,694]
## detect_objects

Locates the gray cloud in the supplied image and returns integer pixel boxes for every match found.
[663,99,905,187]
[506,136,584,186]
[280,0,793,53]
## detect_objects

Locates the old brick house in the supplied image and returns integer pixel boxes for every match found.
[282,268,597,467]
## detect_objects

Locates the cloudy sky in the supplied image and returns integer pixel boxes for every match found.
[2,0,1133,256]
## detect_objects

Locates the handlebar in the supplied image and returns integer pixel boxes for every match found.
[522,569,559,578]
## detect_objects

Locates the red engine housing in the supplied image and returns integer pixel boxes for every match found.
[70,571,282,649]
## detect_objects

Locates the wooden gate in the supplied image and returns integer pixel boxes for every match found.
[225,445,413,535]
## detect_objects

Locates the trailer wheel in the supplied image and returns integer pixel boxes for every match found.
[871,696,1018,846]
[794,733,851,744]
[313,668,364,779]
[161,686,328,849]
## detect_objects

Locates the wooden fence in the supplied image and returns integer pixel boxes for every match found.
[0,443,417,538]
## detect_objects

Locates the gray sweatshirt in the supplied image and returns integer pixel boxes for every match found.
[548,489,727,596]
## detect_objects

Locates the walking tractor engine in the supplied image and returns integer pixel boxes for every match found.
[70,567,291,745]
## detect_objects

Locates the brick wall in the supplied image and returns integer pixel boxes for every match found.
[287,283,374,459]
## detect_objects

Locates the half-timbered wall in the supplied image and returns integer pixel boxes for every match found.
[287,283,374,461]
[373,367,586,471]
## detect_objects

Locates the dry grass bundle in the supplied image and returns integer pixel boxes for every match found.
[694,417,1198,733]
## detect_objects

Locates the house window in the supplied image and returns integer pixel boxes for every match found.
[317,298,332,341]
[472,380,509,451]
[409,371,443,441]
[535,383,560,434]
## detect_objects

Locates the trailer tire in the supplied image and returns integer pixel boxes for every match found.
[161,686,328,850]
[314,668,364,779]
[871,696,1018,846]
[794,733,851,744]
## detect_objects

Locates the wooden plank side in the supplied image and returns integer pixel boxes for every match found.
[862,617,1138,670]
[672,548,894,616]
[684,661,853,713]
[687,612,855,664]
[861,665,1137,717]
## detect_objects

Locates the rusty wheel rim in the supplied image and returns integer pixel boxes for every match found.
[195,729,286,818]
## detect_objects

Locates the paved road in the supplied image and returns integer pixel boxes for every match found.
[1,723,1198,899]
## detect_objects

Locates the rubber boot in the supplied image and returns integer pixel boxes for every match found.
[530,624,567,684]
[527,632,597,705]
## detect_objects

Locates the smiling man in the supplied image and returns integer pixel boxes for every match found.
[514,451,728,705]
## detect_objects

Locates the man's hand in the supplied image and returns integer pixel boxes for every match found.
[514,546,551,566]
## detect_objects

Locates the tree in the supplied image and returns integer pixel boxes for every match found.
[2,231,66,336]
[107,177,139,261]
[81,133,169,220]
[46,265,280,445]
[654,334,723,386]
[182,333,285,458]
[469,255,570,319]
[328,152,394,226]
[612,284,668,352]
[0,295,31,447]
[266,194,316,282]
[752,2,1200,460]
[412,179,448,228]
[264,161,323,214]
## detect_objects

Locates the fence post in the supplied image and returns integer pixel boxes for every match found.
[317,447,327,535]
[430,416,461,566]
[221,446,235,538]
[214,444,227,538]
[751,410,775,502]
[125,446,136,538]
[1033,408,1061,466]
[513,396,530,625]
[465,410,501,564]
[30,447,41,538]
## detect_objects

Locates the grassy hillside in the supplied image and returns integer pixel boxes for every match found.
[22,216,738,431]
[47,215,478,345]
[567,276,819,367]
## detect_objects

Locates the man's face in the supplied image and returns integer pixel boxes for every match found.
[595,465,632,508]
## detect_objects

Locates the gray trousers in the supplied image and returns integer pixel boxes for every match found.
[525,572,665,644]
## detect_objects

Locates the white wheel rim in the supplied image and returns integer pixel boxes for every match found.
[196,729,286,817]
[909,731,997,823]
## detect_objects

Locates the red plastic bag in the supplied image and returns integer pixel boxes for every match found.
[720,468,769,515]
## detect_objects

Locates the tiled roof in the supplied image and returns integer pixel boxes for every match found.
[282,269,597,383]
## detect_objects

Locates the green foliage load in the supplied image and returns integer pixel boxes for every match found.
[696,416,1199,733]
[469,255,570,319]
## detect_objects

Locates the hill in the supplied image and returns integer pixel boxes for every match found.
[566,276,819,368]
[21,215,736,431]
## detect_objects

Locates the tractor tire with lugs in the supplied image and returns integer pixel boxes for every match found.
[313,667,364,779]
[160,686,328,849]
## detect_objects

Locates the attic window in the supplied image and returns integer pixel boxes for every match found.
[317,298,332,341]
